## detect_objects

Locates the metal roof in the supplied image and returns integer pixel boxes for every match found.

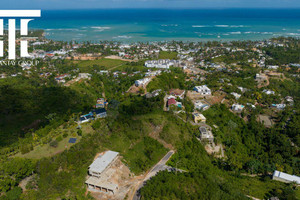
[89,151,119,174]
[273,170,300,184]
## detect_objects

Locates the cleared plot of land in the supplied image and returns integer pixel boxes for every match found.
[74,58,127,69]
[105,55,134,62]
[186,91,206,100]
[14,135,81,159]
[14,123,94,159]
[187,91,226,105]
[205,91,227,105]
[158,51,178,60]
[258,115,273,128]
[127,85,141,94]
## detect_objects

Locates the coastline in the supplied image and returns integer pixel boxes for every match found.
[24,8,300,43]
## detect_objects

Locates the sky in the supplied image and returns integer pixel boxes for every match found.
[2,0,300,9]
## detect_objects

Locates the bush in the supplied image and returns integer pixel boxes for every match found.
[6,187,22,200]
[92,120,101,130]
[56,136,63,142]
[63,133,68,138]
[77,129,82,136]
[41,137,48,145]
[49,140,58,148]
[20,145,31,154]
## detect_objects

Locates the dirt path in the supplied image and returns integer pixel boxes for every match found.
[246,195,261,200]
[148,124,174,150]
[19,175,34,191]
[100,81,106,98]
[258,76,269,88]
[108,63,127,71]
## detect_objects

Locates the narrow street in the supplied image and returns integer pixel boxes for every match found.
[131,150,174,200]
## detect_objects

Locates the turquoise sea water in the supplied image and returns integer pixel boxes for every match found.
[26,9,300,42]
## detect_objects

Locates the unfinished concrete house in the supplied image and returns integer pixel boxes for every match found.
[85,150,119,195]
[199,126,214,143]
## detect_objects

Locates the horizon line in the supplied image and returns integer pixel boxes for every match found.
[4,7,300,11]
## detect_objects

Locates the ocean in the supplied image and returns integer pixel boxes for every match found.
[25,9,300,42]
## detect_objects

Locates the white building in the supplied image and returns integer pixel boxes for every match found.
[119,52,126,57]
[78,73,92,80]
[255,73,267,81]
[20,63,31,70]
[145,59,178,69]
[199,126,214,143]
[0,73,6,79]
[273,170,300,184]
[135,78,151,87]
[194,101,209,111]
[272,104,286,110]
[285,96,294,106]
[232,104,244,112]
[98,70,109,75]
[145,70,162,77]
[267,65,279,70]
[53,49,68,55]
[194,85,211,96]
[238,87,247,93]
[231,92,241,99]
[263,89,275,95]
[88,151,119,178]
[86,151,119,195]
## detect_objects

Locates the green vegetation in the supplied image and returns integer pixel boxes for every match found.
[141,171,248,200]
[147,68,186,92]
[212,52,250,64]
[0,158,35,200]
[74,58,126,70]
[203,104,299,175]
[15,134,80,159]
[1,37,300,200]
[0,77,93,147]
[158,51,178,60]
[264,38,300,65]
[141,136,296,200]
[17,113,167,199]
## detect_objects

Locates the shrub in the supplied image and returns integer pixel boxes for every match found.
[56,136,63,142]
[92,120,101,130]
[49,140,58,148]
[6,187,22,200]
[20,145,31,154]
[63,133,68,138]
[77,129,82,136]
